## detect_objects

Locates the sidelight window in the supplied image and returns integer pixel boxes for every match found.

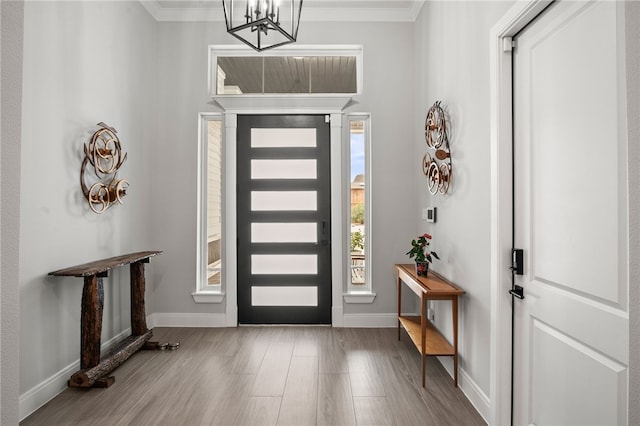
[346,115,374,300]
[194,113,224,302]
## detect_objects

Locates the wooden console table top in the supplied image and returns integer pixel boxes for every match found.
[49,251,163,277]
[396,264,465,296]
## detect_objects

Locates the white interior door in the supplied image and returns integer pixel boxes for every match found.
[513,1,629,424]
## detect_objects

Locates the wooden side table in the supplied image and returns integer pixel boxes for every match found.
[50,251,162,387]
[395,264,465,387]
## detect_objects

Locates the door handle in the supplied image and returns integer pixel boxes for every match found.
[509,285,525,299]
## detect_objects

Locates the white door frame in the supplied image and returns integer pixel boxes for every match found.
[488,1,552,424]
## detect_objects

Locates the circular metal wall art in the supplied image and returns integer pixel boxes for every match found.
[422,101,452,194]
[80,122,129,214]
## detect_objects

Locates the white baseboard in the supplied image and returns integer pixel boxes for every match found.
[436,356,490,423]
[147,312,227,328]
[342,313,397,328]
[19,328,131,422]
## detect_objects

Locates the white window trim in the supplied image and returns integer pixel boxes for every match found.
[208,44,364,97]
[193,112,225,303]
[343,113,375,303]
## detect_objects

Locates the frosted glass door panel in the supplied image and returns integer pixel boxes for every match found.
[251,191,317,211]
[251,159,317,179]
[251,286,318,306]
[252,223,317,243]
[252,255,318,275]
[251,128,316,148]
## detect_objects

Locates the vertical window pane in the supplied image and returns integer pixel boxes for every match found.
[350,120,366,287]
[208,120,223,285]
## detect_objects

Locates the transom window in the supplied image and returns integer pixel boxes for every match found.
[209,45,363,96]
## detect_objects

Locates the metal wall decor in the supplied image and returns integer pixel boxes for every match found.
[80,122,129,214]
[422,101,452,194]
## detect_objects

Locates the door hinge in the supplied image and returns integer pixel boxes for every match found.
[503,37,516,52]
[509,284,525,299]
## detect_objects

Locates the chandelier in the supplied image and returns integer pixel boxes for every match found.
[222,0,303,52]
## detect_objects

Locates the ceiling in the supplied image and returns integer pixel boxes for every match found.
[141,1,426,22]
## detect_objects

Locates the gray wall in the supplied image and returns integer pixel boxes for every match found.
[413,0,517,403]
[1,1,24,424]
[150,20,417,316]
[18,0,157,417]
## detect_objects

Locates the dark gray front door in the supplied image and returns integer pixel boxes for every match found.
[237,115,331,324]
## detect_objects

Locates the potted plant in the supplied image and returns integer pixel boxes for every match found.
[406,233,440,276]
[350,230,364,253]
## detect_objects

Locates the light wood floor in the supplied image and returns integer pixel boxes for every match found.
[22,327,485,426]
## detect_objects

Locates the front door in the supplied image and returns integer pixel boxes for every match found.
[237,115,332,324]
[513,1,629,424]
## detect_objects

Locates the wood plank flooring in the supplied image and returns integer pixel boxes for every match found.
[21,327,485,426]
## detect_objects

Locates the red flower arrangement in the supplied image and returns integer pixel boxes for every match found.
[406,233,440,263]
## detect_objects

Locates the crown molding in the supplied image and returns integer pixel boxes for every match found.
[140,0,425,23]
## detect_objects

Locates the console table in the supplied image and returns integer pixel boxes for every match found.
[395,264,465,387]
[49,251,162,388]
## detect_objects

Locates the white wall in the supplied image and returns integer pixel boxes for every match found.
[1,2,24,424]
[413,0,514,409]
[150,20,417,317]
[19,0,157,418]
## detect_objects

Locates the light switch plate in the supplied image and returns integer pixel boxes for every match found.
[426,207,437,223]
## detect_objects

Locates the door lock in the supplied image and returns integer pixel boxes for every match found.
[510,248,524,275]
[509,285,525,299]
